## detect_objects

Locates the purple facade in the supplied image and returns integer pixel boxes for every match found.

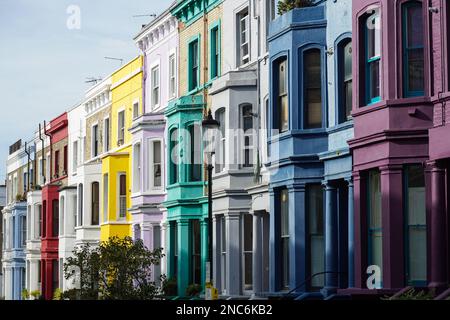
[131,9,178,282]
[348,0,450,295]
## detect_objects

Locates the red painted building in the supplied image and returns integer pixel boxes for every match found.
[41,113,68,299]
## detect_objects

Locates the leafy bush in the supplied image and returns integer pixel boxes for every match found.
[53,288,62,300]
[22,289,30,300]
[30,290,42,300]
[277,0,314,15]
[64,237,163,300]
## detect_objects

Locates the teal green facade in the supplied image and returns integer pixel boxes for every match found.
[163,95,208,296]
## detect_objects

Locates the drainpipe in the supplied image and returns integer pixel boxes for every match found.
[38,123,46,185]
[33,141,37,189]
[24,142,31,192]
[253,0,262,184]
[43,121,53,183]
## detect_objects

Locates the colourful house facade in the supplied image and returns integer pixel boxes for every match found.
[41,113,69,300]
[347,0,449,295]
[100,56,143,242]
[131,4,179,283]
[163,0,224,296]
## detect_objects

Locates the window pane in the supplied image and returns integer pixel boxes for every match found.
[304,50,322,128]
[153,141,161,187]
[407,5,423,47]
[190,125,202,181]
[280,189,289,289]
[280,96,289,132]
[307,184,324,288]
[368,170,382,282]
[407,49,424,92]
[406,165,426,284]
[279,61,286,95]
[120,175,126,195]
[370,60,380,100]
[367,13,380,59]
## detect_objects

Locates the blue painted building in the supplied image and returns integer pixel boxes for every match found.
[267,1,353,298]
[2,141,30,300]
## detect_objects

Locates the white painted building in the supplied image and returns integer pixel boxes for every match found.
[208,0,278,297]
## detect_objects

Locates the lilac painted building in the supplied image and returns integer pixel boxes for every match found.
[131,3,178,283]
[348,0,450,296]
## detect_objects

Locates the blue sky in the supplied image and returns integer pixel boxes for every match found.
[0,0,173,182]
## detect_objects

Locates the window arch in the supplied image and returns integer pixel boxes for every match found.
[402,1,424,97]
[337,38,353,124]
[303,48,323,129]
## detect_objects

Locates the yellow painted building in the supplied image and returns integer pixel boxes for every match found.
[100,56,143,241]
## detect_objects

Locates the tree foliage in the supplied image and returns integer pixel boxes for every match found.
[63,236,163,300]
[277,0,314,15]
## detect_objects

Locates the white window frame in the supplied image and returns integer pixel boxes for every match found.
[147,138,164,192]
[103,117,110,153]
[117,172,127,220]
[117,108,125,146]
[91,122,99,159]
[151,64,160,109]
[168,51,177,99]
[241,104,254,168]
[237,7,250,67]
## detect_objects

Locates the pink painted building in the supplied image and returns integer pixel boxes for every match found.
[348,0,450,296]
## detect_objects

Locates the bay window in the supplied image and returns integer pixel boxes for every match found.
[91,182,99,225]
[304,49,322,129]
[215,108,226,173]
[242,104,253,168]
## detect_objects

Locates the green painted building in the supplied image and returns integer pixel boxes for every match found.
[165,0,223,297]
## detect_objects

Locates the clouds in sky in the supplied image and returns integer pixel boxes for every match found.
[0,0,173,181]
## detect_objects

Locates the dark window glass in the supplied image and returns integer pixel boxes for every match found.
[307,184,324,289]
[91,182,99,225]
[280,189,289,290]
[304,50,322,128]
[403,2,424,96]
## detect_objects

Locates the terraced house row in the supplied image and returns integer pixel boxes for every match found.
[2,0,450,300]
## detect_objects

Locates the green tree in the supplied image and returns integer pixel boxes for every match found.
[64,243,100,300]
[277,0,314,15]
[63,236,163,300]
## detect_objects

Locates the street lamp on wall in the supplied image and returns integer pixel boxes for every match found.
[202,109,220,297]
